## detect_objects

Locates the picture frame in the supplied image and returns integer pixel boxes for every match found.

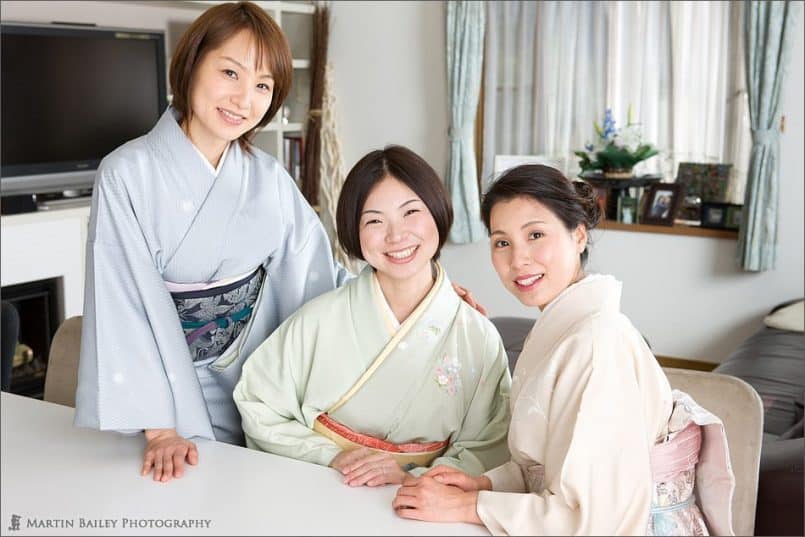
[592,186,609,219]
[725,205,744,230]
[676,162,732,203]
[640,183,682,226]
[701,202,743,230]
[617,195,638,224]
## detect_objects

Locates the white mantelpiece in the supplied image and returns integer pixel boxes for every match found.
[1,205,90,321]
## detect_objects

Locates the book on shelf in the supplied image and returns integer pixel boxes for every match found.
[283,133,304,187]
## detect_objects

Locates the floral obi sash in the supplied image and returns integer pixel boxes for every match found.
[313,414,448,468]
[171,267,264,362]
[312,262,450,469]
[647,422,709,536]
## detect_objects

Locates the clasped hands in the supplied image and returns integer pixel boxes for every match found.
[392,465,491,524]
[330,447,407,487]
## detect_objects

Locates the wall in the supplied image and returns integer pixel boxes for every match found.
[329,1,449,176]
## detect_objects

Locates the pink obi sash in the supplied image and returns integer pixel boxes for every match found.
[651,422,702,482]
[647,423,709,536]
[313,413,448,468]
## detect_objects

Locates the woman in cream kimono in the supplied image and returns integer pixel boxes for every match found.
[393,165,735,535]
[234,146,511,486]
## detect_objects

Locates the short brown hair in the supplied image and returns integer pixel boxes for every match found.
[336,145,453,261]
[169,1,292,151]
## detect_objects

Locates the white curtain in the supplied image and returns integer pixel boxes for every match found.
[483,1,751,203]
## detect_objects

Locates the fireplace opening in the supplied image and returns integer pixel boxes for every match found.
[1,277,62,399]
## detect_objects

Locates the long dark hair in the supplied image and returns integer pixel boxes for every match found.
[481,165,603,265]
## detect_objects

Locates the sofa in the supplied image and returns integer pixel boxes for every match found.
[712,298,804,536]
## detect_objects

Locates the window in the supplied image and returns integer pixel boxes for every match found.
[481,1,751,205]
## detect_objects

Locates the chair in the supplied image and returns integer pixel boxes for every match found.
[43,316,82,407]
[662,367,764,536]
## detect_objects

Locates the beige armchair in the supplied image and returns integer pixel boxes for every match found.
[661,368,763,536]
[43,316,82,408]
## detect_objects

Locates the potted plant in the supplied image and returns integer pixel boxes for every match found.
[575,108,658,178]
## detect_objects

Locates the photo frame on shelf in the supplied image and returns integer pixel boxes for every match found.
[640,183,682,226]
[725,204,744,230]
[701,202,743,230]
[592,186,609,219]
[676,162,732,203]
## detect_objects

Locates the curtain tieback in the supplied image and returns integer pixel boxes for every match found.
[751,128,779,145]
[448,124,474,141]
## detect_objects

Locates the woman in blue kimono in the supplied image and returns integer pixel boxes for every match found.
[73,2,349,482]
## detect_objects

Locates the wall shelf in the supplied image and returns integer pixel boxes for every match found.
[598,219,739,240]
[262,122,303,132]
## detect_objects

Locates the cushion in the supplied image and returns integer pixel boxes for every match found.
[764,300,804,332]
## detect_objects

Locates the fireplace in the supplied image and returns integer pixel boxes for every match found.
[1,277,61,399]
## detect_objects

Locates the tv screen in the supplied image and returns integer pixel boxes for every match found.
[1,22,167,195]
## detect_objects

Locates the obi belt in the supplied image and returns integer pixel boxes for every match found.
[647,422,709,536]
[313,413,448,469]
[171,267,265,362]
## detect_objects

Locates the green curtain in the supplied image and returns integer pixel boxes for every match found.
[446,1,486,243]
[738,1,801,271]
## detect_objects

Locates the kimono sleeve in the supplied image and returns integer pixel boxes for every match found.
[263,173,351,327]
[233,309,341,466]
[412,324,512,476]
[74,166,210,439]
[476,318,659,535]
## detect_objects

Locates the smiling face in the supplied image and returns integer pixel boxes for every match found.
[358,176,440,287]
[489,196,588,310]
[185,29,274,163]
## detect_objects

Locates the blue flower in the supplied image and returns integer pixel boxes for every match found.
[602,108,617,141]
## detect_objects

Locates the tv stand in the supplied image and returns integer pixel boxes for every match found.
[0,194,37,216]
[38,196,92,212]
[0,189,93,215]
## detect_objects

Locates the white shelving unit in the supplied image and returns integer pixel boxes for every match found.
[150,0,315,169]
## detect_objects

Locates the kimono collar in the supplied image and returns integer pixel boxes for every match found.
[534,273,623,333]
[146,106,241,178]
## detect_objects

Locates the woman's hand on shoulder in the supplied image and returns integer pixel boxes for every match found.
[141,428,198,483]
[423,465,492,491]
[452,283,488,317]
[330,447,407,487]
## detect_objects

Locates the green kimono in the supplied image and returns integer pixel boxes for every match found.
[234,263,511,475]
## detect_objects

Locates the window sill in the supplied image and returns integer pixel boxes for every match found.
[598,220,739,240]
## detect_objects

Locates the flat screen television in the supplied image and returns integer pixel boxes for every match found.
[1,22,167,196]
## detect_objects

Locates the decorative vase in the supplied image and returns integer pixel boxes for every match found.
[603,168,634,179]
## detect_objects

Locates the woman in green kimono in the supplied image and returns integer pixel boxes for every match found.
[234,145,511,487]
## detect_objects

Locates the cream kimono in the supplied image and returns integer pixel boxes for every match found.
[233,263,511,475]
[476,274,734,535]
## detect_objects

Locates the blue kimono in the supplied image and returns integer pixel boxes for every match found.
[74,107,348,443]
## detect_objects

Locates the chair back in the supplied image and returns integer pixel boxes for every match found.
[663,367,764,536]
[44,316,82,407]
